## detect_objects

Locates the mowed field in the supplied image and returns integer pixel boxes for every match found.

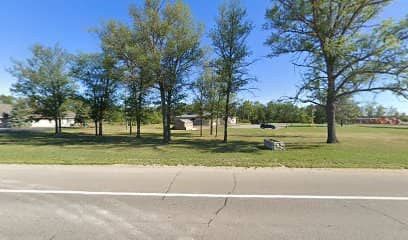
[0,124,407,168]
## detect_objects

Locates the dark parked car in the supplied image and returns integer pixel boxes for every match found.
[260,123,276,129]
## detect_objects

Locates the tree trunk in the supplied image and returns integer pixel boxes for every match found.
[223,91,231,143]
[136,115,141,139]
[136,93,143,139]
[54,117,59,135]
[200,116,203,137]
[95,120,98,136]
[58,118,62,134]
[210,114,213,136]
[215,95,221,138]
[99,120,103,136]
[129,119,133,136]
[160,84,169,144]
[326,99,337,143]
[326,68,338,144]
[166,92,172,142]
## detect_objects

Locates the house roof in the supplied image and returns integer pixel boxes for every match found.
[0,104,12,117]
[177,114,200,119]
[31,111,76,120]
[176,118,193,123]
[0,104,75,119]
[176,112,212,119]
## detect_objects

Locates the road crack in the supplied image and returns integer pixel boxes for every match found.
[357,203,408,230]
[162,171,181,200]
[207,172,237,227]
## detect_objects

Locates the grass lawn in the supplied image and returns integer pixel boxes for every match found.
[0,124,407,168]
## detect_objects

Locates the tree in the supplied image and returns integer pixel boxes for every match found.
[363,103,376,118]
[132,0,203,144]
[8,99,32,128]
[204,65,220,136]
[0,95,16,104]
[9,44,75,134]
[192,74,207,137]
[71,53,119,136]
[265,0,408,143]
[64,98,90,127]
[210,0,254,143]
[387,107,399,117]
[192,65,220,136]
[375,105,386,117]
[335,97,361,125]
[97,19,153,139]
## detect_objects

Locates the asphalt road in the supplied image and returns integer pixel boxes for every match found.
[0,165,408,240]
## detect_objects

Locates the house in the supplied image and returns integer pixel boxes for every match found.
[0,103,76,128]
[174,113,237,129]
[0,104,12,128]
[173,119,194,130]
[30,111,76,128]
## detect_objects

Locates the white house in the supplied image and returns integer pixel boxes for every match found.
[0,103,76,128]
[30,111,76,128]
[174,113,237,128]
[173,119,195,130]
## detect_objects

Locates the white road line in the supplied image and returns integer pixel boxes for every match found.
[0,189,408,201]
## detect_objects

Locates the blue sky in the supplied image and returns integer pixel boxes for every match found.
[0,0,407,113]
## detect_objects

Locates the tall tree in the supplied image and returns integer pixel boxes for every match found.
[191,74,207,137]
[131,0,202,143]
[204,66,220,136]
[97,19,153,139]
[9,44,75,134]
[210,0,254,143]
[265,0,408,143]
[191,65,219,137]
[71,53,119,136]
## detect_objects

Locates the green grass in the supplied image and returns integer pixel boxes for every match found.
[0,124,407,168]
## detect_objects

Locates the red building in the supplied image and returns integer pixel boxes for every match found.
[354,117,401,125]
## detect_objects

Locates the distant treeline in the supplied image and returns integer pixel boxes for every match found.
[235,100,408,124]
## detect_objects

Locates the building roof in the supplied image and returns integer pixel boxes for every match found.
[0,104,75,119]
[176,112,213,119]
[177,114,200,119]
[176,119,193,123]
[0,104,12,117]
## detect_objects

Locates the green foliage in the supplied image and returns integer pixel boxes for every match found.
[143,108,162,125]
[71,53,120,135]
[335,98,361,123]
[210,0,254,142]
[9,44,75,134]
[400,114,408,122]
[237,101,312,124]
[126,0,203,143]
[265,0,408,143]
[0,95,16,104]
[8,99,32,128]
[64,98,90,126]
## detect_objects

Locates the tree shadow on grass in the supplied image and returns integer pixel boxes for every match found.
[0,129,264,154]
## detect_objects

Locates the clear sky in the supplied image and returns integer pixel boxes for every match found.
[0,0,407,113]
